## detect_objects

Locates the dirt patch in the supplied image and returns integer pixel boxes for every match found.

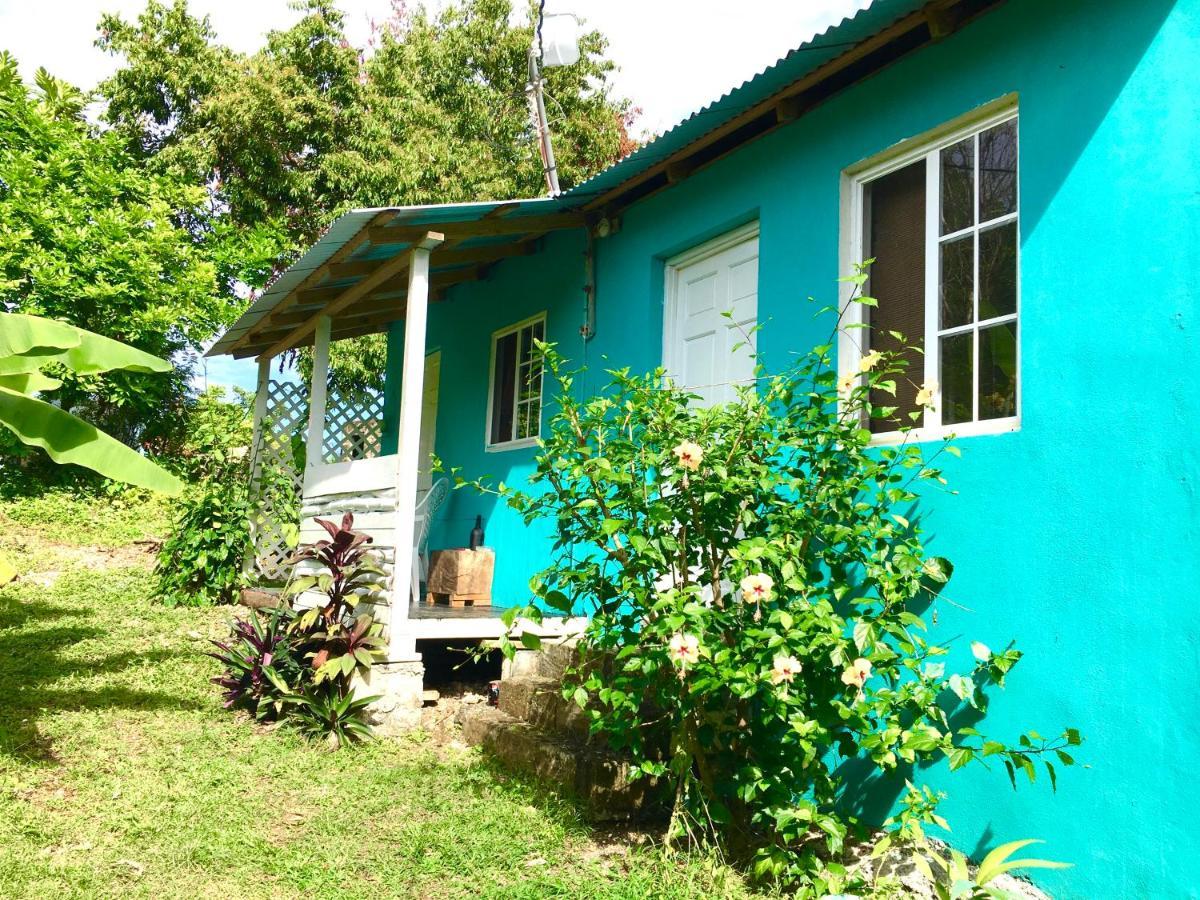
[417,681,490,749]
[19,538,159,588]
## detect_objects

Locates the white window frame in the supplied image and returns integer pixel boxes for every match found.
[838,96,1020,444]
[484,312,546,452]
[662,220,760,401]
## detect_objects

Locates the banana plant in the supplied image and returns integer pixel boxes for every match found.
[0,312,184,582]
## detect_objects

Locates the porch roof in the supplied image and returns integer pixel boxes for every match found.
[208,197,588,359]
[209,0,998,361]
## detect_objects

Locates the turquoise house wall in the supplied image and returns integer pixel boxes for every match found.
[390,0,1199,894]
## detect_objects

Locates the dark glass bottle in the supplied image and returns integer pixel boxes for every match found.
[469,515,484,550]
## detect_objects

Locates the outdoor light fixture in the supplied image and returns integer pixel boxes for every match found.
[527,9,582,196]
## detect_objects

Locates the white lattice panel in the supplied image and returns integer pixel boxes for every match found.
[322,389,386,463]
[247,380,307,581]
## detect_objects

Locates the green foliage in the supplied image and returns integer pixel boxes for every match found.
[154,388,253,606]
[0,54,227,450]
[912,838,1070,900]
[97,0,635,394]
[283,681,378,750]
[0,313,184,497]
[472,277,1081,892]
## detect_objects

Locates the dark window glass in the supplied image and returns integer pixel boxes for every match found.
[979,221,1017,319]
[940,137,974,234]
[939,234,974,328]
[979,321,1018,419]
[980,120,1018,221]
[940,332,974,425]
[490,331,517,444]
[865,161,926,433]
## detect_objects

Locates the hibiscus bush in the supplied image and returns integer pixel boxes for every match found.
[476,274,1081,891]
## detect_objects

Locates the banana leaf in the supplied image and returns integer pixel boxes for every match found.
[0,313,171,376]
[0,385,182,495]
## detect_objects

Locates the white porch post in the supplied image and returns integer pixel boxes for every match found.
[244,355,273,576]
[388,232,444,660]
[304,315,332,481]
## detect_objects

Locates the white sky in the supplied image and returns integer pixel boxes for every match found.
[0,0,870,389]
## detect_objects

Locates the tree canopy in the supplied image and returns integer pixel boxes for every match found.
[0,53,225,451]
[97,0,636,392]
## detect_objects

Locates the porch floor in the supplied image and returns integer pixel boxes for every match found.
[409,602,507,620]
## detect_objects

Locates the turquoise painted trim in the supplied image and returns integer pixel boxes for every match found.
[389,1,1198,895]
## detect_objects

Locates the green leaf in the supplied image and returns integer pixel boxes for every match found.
[0,386,182,495]
[0,371,62,394]
[0,313,171,376]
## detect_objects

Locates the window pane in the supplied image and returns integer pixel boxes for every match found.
[490,332,517,444]
[979,221,1017,319]
[980,120,1017,221]
[865,161,926,432]
[979,321,1017,420]
[940,332,973,425]
[940,234,974,328]
[940,137,974,234]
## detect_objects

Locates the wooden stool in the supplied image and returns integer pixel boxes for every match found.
[425,548,495,606]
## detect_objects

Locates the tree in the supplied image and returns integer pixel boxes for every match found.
[98,0,635,392]
[0,53,228,453]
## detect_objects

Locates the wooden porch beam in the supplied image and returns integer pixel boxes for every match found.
[367,211,584,244]
[325,239,539,284]
[227,211,393,355]
[259,238,435,360]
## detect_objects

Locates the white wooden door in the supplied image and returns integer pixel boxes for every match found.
[664,225,759,405]
[417,351,440,491]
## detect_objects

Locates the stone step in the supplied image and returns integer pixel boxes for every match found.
[497,676,591,741]
[501,639,581,682]
[457,704,664,822]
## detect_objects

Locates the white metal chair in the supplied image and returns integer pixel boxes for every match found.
[410,477,450,604]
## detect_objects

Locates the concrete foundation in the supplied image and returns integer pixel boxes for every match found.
[358,657,425,735]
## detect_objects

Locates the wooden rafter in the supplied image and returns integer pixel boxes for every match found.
[367,211,584,244]
[325,238,538,283]
[259,235,439,360]
[227,211,393,356]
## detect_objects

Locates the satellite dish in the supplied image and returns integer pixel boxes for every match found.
[540,13,581,68]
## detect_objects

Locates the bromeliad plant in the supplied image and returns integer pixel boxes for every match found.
[472,272,1082,891]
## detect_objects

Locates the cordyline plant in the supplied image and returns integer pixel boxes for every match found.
[468,273,1082,890]
[207,514,387,748]
[284,513,386,746]
[207,605,300,720]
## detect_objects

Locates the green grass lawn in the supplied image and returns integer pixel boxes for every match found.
[0,496,769,899]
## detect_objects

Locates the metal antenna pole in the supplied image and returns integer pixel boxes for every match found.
[527,47,561,196]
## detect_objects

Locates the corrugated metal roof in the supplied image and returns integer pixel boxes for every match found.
[561,0,923,202]
[210,0,934,359]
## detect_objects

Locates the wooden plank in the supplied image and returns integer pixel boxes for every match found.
[304,316,332,475]
[326,239,537,284]
[228,211,392,355]
[367,211,584,244]
[260,237,438,360]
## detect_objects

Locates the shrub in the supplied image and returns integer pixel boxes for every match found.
[155,388,253,606]
[476,283,1081,890]
[207,604,301,720]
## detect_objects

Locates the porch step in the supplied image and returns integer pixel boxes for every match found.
[456,703,663,821]
[500,639,581,682]
[497,675,590,741]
